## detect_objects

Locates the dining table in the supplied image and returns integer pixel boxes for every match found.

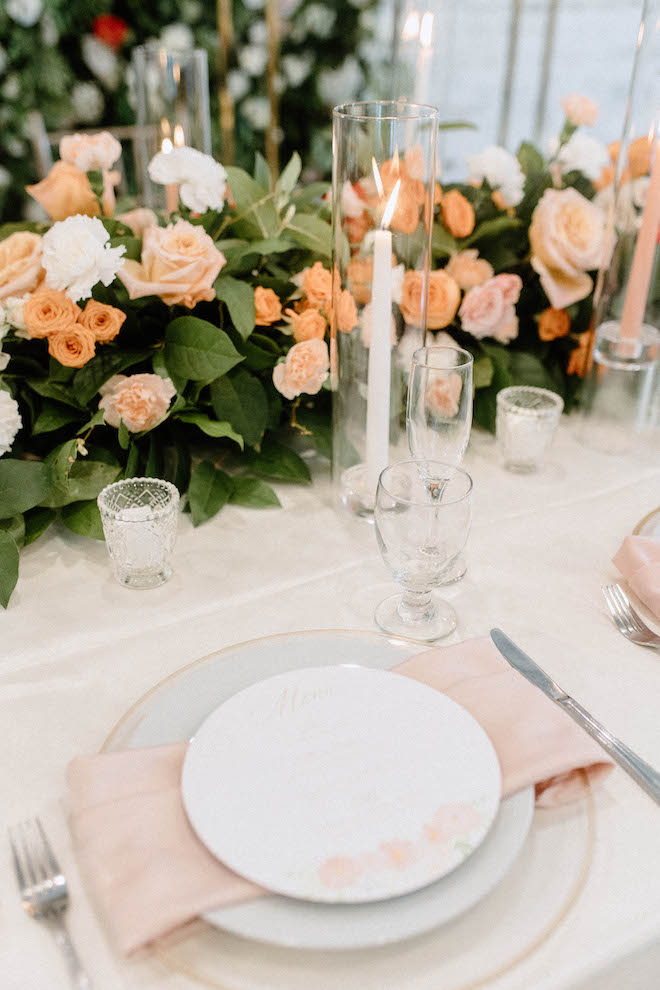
[2,422,660,990]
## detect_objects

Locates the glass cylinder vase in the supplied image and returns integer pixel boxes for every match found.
[132,43,212,211]
[331,101,438,516]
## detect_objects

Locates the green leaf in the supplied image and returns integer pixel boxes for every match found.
[77,409,106,434]
[0,531,19,609]
[509,352,559,390]
[188,461,234,526]
[164,317,244,380]
[276,152,302,196]
[248,238,297,256]
[229,477,281,508]
[432,225,458,257]
[465,216,522,247]
[211,370,268,447]
[176,412,244,448]
[0,514,25,549]
[517,141,546,179]
[61,499,105,540]
[295,407,332,459]
[26,380,84,409]
[225,166,280,238]
[42,444,121,507]
[124,442,140,479]
[152,348,187,394]
[118,419,130,450]
[244,439,311,483]
[33,401,84,435]
[438,119,477,131]
[73,350,151,405]
[473,343,512,433]
[253,152,272,191]
[473,356,494,389]
[23,507,56,546]
[285,213,332,258]
[292,182,330,208]
[214,275,256,340]
[0,460,50,516]
[242,333,281,371]
[109,235,141,261]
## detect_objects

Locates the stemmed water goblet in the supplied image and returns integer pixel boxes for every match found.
[406,345,474,582]
[374,459,473,641]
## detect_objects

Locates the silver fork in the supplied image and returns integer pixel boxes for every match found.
[602,584,660,649]
[9,818,91,989]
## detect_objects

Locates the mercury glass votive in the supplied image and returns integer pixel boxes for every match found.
[496,386,564,473]
[97,478,179,589]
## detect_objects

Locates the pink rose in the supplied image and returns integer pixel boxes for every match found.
[59,132,122,172]
[117,220,226,308]
[561,94,599,128]
[491,272,522,306]
[428,371,463,418]
[0,232,43,301]
[116,208,159,237]
[272,338,330,400]
[99,373,176,432]
[459,276,519,343]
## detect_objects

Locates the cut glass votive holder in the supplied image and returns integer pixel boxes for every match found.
[496,386,564,473]
[97,478,180,589]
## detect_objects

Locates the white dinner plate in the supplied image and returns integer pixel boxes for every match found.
[182,665,502,904]
[106,630,534,950]
[635,506,660,541]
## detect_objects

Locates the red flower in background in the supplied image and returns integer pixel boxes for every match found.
[93,14,129,50]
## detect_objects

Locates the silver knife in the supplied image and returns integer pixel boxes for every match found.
[490,628,660,806]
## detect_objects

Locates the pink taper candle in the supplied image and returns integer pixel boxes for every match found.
[620,138,660,337]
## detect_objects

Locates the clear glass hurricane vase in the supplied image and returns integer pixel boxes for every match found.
[330,101,438,517]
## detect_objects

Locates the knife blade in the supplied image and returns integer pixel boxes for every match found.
[490,628,660,806]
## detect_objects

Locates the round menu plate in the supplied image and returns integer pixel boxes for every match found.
[182,664,502,904]
[634,506,660,540]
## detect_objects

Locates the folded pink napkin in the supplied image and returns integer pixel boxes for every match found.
[613,535,660,619]
[67,637,612,956]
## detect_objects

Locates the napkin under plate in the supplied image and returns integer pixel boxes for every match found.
[613,535,660,619]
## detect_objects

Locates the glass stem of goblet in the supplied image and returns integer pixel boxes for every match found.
[397,589,434,623]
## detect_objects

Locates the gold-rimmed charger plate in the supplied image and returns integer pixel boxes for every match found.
[633,506,660,539]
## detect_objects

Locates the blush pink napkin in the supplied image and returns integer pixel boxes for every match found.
[67,637,612,956]
[613,535,660,619]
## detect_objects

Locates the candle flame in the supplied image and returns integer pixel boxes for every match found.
[372,156,384,198]
[420,11,434,48]
[381,179,401,230]
[173,124,185,148]
[161,138,173,154]
[402,10,420,41]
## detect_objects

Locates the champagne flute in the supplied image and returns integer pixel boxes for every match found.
[406,345,473,582]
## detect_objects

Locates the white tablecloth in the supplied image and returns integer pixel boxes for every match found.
[2,425,660,990]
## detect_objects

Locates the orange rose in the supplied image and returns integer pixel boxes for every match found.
[566,332,592,377]
[0,231,44,301]
[25,161,99,222]
[441,190,476,238]
[333,289,358,334]
[434,183,443,206]
[78,299,126,342]
[538,307,571,342]
[400,269,460,330]
[344,212,373,245]
[254,286,282,326]
[48,324,96,367]
[117,220,226,308]
[389,185,420,235]
[23,289,81,339]
[347,256,373,305]
[302,262,332,309]
[627,137,652,179]
[286,307,327,343]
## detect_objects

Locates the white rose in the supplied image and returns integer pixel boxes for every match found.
[305,4,336,37]
[7,0,42,27]
[281,54,313,87]
[467,145,525,207]
[249,21,268,45]
[239,44,269,77]
[241,97,270,130]
[0,390,22,457]
[40,12,59,46]
[181,0,202,21]
[556,132,609,181]
[148,147,227,213]
[227,70,250,101]
[318,57,362,106]
[1,75,20,101]
[71,82,104,123]
[6,137,25,159]
[3,294,30,335]
[42,215,126,302]
[341,180,365,219]
[359,302,396,348]
[160,23,195,50]
[81,36,120,91]
[60,131,122,172]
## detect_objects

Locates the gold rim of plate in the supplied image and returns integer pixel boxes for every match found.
[633,506,660,535]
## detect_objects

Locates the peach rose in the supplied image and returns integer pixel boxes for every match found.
[344,211,373,245]
[254,286,282,325]
[434,183,443,206]
[302,262,332,309]
[400,269,460,330]
[459,277,519,343]
[117,220,226,308]
[404,144,426,181]
[285,306,327,343]
[538,306,570,341]
[333,289,358,334]
[99,373,177,432]
[561,94,599,128]
[26,161,99,222]
[445,249,494,289]
[566,332,593,377]
[23,288,81,339]
[529,187,613,309]
[347,256,373,305]
[59,132,122,173]
[116,208,159,237]
[48,324,96,367]
[441,189,475,238]
[627,137,652,179]
[389,185,420,235]
[0,232,44,301]
[78,299,126,342]
[428,371,463,418]
[272,338,329,400]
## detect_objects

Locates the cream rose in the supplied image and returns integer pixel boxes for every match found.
[59,131,122,172]
[529,187,613,309]
[26,161,99,222]
[117,220,226,308]
[99,374,177,432]
[445,249,493,290]
[561,93,599,127]
[272,339,330,400]
[116,208,159,237]
[0,231,43,301]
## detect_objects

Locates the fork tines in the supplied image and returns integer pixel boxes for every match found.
[9,818,65,915]
[602,583,660,647]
